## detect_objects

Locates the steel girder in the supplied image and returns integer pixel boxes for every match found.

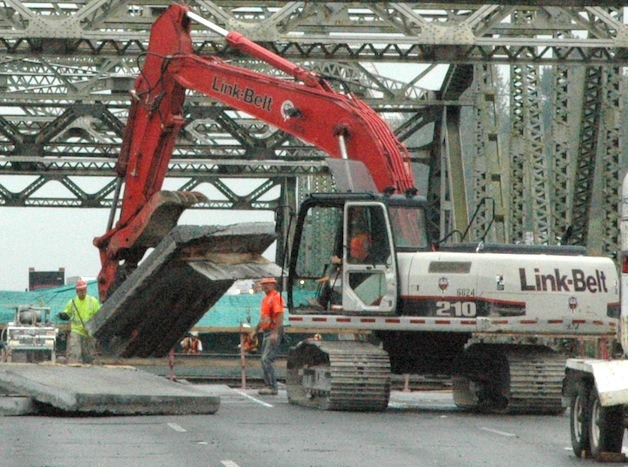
[469,64,506,244]
[510,60,551,245]
[575,66,623,257]
[436,64,473,243]
[550,64,580,248]
[571,67,607,249]
[0,1,625,255]
[0,2,625,65]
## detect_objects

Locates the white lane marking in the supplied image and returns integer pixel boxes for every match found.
[221,461,241,467]
[232,389,274,408]
[388,402,451,410]
[167,423,187,432]
[480,427,516,437]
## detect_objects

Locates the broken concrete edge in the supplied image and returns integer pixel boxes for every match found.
[0,363,144,417]
[0,396,220,417]
[0,373,77,409]
[70,396,220,415]
[0,396,38,416]
[168,222,277,244]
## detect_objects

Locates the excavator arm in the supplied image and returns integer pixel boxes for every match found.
[94,3,414,303]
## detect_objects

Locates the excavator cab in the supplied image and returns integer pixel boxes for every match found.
[341,202,397,312]
[289,192,428,316]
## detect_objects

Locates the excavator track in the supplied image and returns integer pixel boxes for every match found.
[286,340,391,411]
[453,345,565,414]
[505,351,565,414]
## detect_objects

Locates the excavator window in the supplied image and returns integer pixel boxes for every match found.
[292,205,343,310]
[290,199,398,314]
[389,205,428,250]
[294,206,342,279]
[343,203,396,311]
[346,205,391,265]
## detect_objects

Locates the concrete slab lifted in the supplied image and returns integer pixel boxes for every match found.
[88,222,280,358]
[0,364,220,416]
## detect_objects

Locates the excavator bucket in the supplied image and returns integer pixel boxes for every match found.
[87,222,281,358]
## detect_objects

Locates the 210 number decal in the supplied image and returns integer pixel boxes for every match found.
[435,301,477,317]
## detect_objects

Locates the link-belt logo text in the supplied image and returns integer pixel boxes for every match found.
[211,77,273,111]
[519,268,607,293]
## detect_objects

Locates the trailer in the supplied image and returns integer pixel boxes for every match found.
[562,173,628,461]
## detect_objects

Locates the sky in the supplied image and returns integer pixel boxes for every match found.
[0,205,274,292]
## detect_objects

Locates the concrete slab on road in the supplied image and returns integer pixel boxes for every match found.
[0,363,220,416]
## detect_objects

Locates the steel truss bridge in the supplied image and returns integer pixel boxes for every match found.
[0,1,625,260]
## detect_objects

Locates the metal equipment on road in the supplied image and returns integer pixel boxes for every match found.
[1,306,57,363]
[562,173,628,462]
[286,194,617,413]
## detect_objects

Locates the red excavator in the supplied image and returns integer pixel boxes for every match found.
[88,4,618,415]
[87,3,414,357]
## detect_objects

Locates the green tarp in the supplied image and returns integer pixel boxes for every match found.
[0,282,313,328]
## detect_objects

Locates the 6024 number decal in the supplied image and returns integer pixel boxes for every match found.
[435,301,477,317]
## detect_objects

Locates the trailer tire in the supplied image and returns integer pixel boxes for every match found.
[587,388,624,460]
[570,382,591,458]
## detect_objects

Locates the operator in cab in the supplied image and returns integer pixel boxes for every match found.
[313,206,374,310]
[347,207,372,263]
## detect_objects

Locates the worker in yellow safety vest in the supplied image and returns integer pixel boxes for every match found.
[59,279,101,364]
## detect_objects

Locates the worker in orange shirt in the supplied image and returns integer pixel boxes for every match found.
[348,207,371,263]
[349,231,371,262]
[251,277,284,395]
[181,331,203,354]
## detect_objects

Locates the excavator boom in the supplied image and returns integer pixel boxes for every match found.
[91,4,414,356]
[94,3,414,302]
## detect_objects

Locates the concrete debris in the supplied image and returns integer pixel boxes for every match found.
[0,363,220,416]
[88,222,281,358]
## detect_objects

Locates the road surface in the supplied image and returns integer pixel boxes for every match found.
[1,385,614,466]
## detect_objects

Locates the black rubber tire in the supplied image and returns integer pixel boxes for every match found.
[570,383,591,458]
[587,388,624,460]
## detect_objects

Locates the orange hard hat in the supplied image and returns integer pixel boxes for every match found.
[259,277,277,284]
[75,279,88,291]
